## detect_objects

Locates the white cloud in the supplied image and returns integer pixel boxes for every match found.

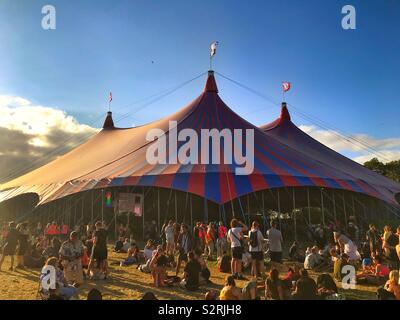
[0,95,99,183]
[299,125,400,164]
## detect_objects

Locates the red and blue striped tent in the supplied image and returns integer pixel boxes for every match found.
[1,72,399,209]
[260,103,400,207]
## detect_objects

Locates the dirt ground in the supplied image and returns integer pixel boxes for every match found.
[0,248,377,300]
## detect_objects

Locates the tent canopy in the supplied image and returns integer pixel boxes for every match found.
[1,72,399,207]
[260,102,400,206]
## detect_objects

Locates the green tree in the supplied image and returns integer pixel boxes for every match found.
[364,158,400,182]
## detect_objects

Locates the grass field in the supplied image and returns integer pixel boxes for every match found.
[0,248,377,300]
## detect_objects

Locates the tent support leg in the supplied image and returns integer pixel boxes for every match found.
[332,190,337,223]
[91,191,94,225]
[190,193,193,230]
[142,188,145,241]
[277,189,281,229]
[321,188,325,226]
[293,187,297,241]
[157,188,160,233]
[101,189,104,222]
[343,192,347,227]
[175,190,178,222]
[307,187,311,224]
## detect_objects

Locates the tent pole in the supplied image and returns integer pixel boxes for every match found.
[81,195,84,225]
[307,187,311,224]
[175,190,178,222]
[262,190,265,215]
[321,188,325,226]
[204,197,208,223]
[114,196,117,240]
[142,188,145,241]
[332,190,337,223]
[292,187,297,241]
[91,190,94,225]
[190,193,193,230]
[157,188,160,232]
[277,189,281,229]
[343,192,348,227]
[101,189,104,222]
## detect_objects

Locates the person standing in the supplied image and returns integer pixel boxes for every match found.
[87,221,109,279]
[60,222,69,241]
[0,222,20,271]
[227,219,248,280]
[164,220,175,256]
[59,231,84,286]
[204,222,216,259]
[175,224,193,276]
[267,220,283,264]
[248,221,265,278]
[15,223,29,269]
[216,221,228,258]
[366,224,382,258]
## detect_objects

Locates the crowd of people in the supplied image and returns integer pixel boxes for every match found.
[1,215,400,300]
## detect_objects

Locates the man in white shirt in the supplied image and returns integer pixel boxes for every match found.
[267,220,283,263]
[304,246,323,270]
[227,219,248,280]
[248,221,265,278]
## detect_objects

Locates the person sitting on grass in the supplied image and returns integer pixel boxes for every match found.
[357,255,390,285]
[282,265,301,291]
[205,290,219,300]
[150,245,168,287]
[220,275,242,300]
[87,288,102,300]
[89,260,106,280]
[292,269,318,300]
[265,268,285,300]
[288,241,304,263]
[180,251,201,291]
[316,273,338,300]
[144,239,155,261]
[141,291,158,300]
[113,237,124,252]
[304,246,324,270]
[195,249,211,285]
[242,278,260,300]
[40,257,78,300]
[120,243,139,266]
[333,252,351,282]
[383,270,400,300]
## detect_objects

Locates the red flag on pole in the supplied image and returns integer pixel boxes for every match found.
[109,91,113,103]
[282,82,291,92]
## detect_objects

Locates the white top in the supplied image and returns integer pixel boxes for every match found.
[227,227,243,248]
[144,248,154,261]
[165,225,175,241]
[267,227,283,252]
[248,229,264,252]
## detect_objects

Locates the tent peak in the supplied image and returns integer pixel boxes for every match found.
[279,102,291,124]
[204,70,218,93]
[102,111,115,129]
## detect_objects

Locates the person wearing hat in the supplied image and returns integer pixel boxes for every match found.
[59,231,84,285]
[0,222,20,271]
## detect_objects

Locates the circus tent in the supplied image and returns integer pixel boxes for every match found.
[0,71,399,236]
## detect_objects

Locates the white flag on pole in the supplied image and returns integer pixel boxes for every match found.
[210,41,219,57]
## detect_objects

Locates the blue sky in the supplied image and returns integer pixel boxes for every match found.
[0,0,399,165]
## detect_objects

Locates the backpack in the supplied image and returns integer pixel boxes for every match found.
[218,254,231,273]
[249,230,259,248]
